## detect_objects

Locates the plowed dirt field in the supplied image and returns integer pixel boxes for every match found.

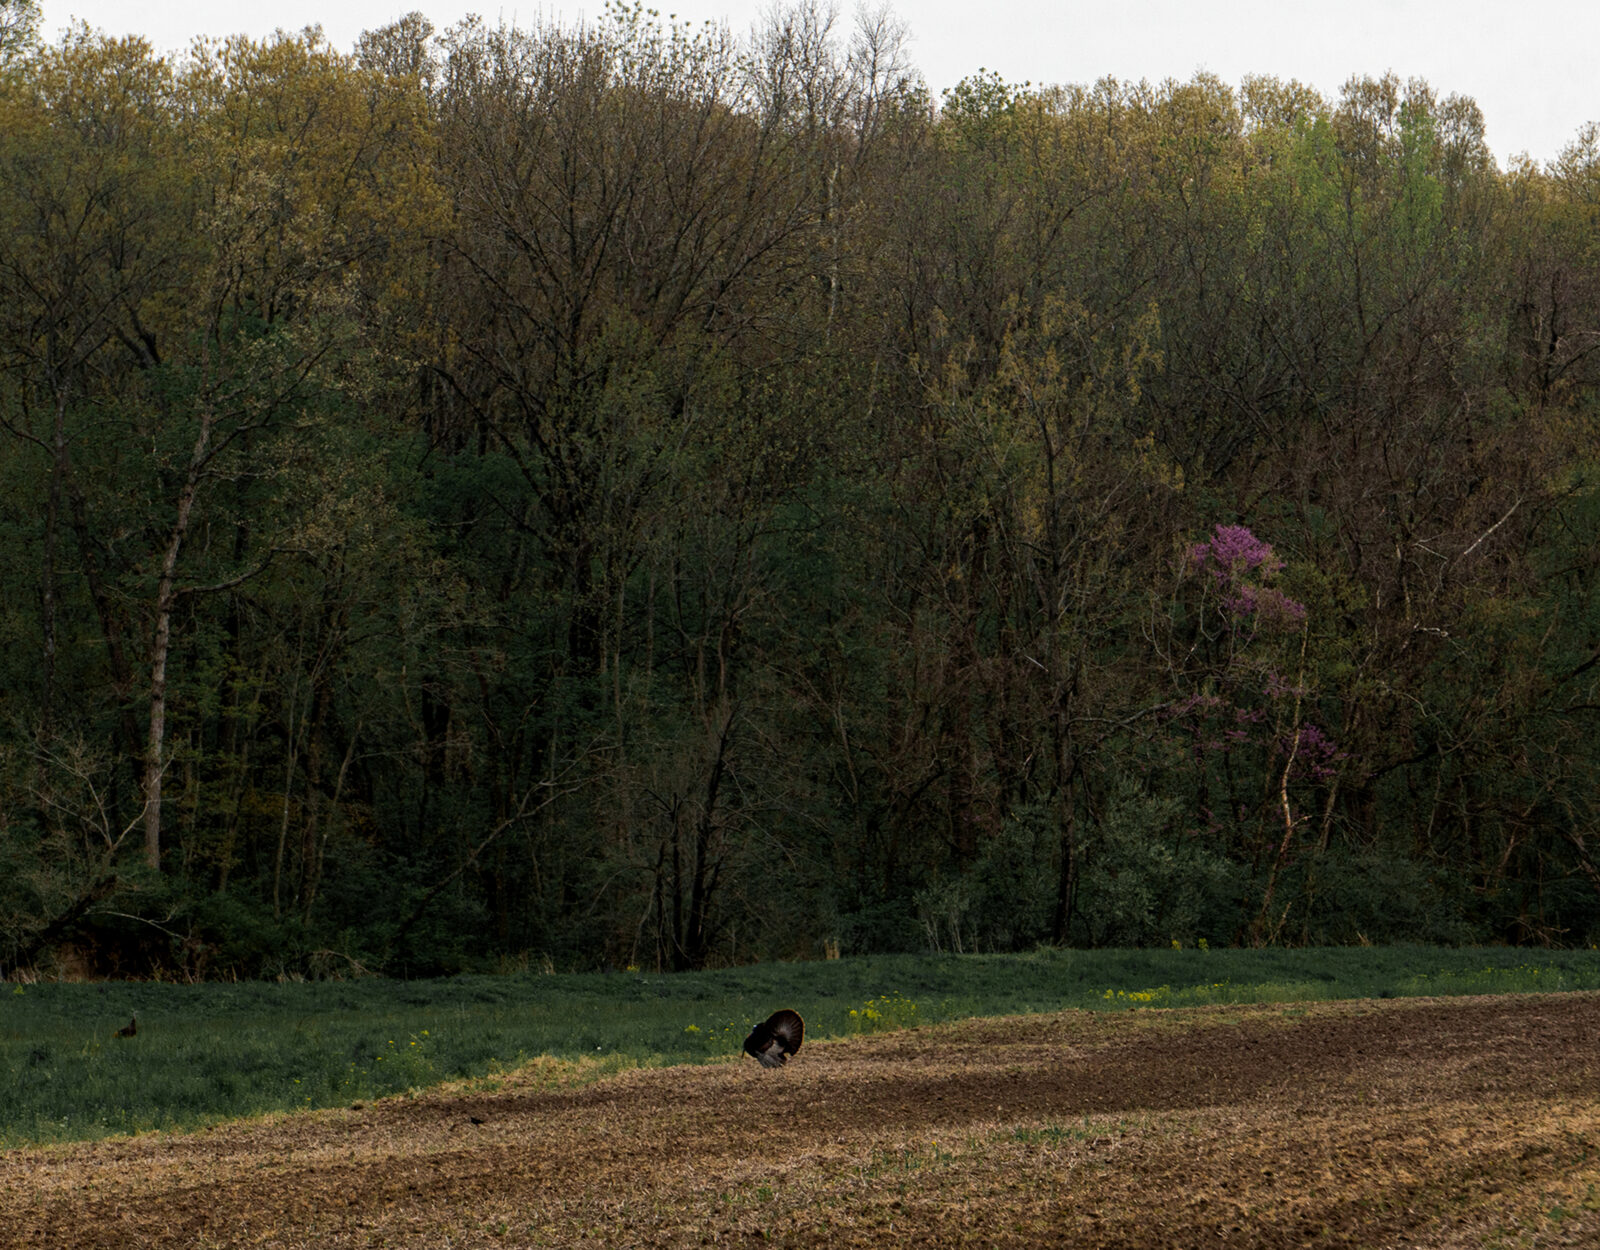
[4,992,1599,1248]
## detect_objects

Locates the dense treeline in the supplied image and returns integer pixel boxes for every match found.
[3,1,1600,978]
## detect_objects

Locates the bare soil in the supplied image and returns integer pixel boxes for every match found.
[3,993,1599,1248]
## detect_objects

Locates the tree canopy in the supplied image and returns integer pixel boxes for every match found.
[4,6,1600,978]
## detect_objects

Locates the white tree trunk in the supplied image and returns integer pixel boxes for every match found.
[142,406,213,871]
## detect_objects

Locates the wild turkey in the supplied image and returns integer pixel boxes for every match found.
[743,1009,803,1068]
[114,1016,137,1039]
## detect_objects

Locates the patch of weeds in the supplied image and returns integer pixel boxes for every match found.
[1401,964,1595,998]
[1097,979,1332,1010]
[1011,1123,1097,1145]
[1547,1182,1600,1224]
[678,1016,751,1059]
[848,992,919,1033]
[339,1030,438,1100]
[857,1138,955,1178]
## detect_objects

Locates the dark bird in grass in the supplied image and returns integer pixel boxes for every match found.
[113,1016,137,1039]
[743,1009,804,1068]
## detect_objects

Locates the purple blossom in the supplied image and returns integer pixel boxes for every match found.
[1254,587,1308,627]
[1281,722,1345,782]
[1265,671,1294,699]
[1168,692,1225,719]
[1191,524,1306,627]
[1192,524,1281,580]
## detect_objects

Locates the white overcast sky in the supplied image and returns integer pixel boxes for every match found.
[33,0,1600,168]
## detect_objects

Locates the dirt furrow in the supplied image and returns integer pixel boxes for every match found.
[3,993,1597,1248]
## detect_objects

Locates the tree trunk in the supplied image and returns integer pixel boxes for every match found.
[142,404,214,871]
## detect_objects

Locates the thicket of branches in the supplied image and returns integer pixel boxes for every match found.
[4,3,1600,977]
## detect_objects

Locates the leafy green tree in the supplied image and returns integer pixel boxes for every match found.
[8,11,1600,973]
[0,0,38,67]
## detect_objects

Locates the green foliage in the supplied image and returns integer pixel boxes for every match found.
[1075,783,1241,948]
[2,14,1600,977]
[848,991,920,1033]
[0,0,37,72]
[1292,844,1480,946]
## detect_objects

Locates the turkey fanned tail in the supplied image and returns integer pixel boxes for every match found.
[743,1009,804,1068]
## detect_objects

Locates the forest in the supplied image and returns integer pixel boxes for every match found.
[2,0,1600,979]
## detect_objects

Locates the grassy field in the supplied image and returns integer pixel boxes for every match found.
[4,944,1600,1147]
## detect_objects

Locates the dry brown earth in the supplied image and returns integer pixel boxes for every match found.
[3,992,1598,1248]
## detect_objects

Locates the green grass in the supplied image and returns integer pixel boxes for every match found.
[4,944,1599,1146]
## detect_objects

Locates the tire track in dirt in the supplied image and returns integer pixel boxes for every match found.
[3,992,1598,1248]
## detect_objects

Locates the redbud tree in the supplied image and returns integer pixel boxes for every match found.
[1167,524,1343,940]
